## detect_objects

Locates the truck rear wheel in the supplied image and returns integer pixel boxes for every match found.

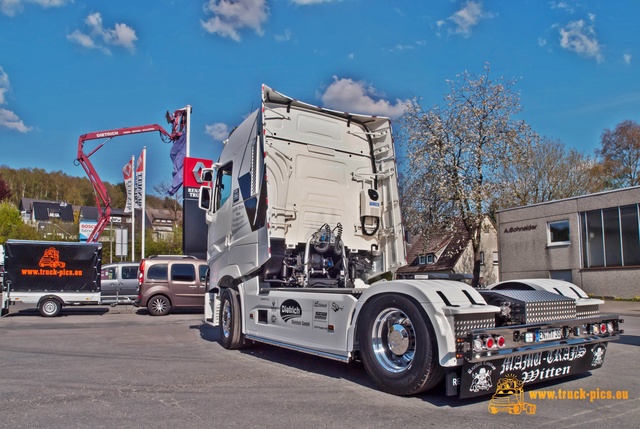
[219,288,244,349]
[358,294,443,396]
[39,298,62,317]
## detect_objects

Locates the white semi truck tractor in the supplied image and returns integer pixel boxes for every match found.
[197,85,622,398]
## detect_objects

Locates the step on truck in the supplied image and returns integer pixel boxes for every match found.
[198,85,623,398]
[1,240,102,317]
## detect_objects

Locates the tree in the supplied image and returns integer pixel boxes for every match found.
[595,120,640,189]
[0,175,11,201]
[399,64,531,287]
[0,202,40,243]
[493,137,602,211]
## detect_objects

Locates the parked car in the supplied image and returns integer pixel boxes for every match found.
[135,255,208,316]
[100,262,139,304]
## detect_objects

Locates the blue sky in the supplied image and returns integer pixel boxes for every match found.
[1,0,638,192]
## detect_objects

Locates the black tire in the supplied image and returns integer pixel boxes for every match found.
[358,294,444,396]
[39,298,62,317]
[219,288,244,349]
[147,295,171,316]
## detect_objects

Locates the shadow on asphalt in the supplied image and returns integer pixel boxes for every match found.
[617,334,640,347]
[192,322,499,407]
[3,306,110,317]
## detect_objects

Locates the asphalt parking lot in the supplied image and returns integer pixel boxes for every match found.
[0,301,638,429]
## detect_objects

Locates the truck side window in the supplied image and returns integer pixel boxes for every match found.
[199,265,208,282]
[215,163,233,211]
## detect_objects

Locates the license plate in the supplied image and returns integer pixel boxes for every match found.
[536,328,562,342]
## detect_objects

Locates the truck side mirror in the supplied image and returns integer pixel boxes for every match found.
[200,167,215,183]
[199,186,212,211]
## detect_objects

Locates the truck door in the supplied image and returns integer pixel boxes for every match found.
[208,162,234,283]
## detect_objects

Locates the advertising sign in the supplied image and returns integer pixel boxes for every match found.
[182,157,213,259]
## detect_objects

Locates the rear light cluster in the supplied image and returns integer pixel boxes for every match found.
[589,322,615,335]
[136,260,146,299]
[472,335,506,353]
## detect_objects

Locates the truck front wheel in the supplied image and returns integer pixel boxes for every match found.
[219,288,244,349]
[39,298,62,317]
[358,294,443,396]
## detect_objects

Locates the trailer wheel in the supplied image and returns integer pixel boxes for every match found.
[358,294,443,396]
[39,298,62,317]
[219,288,244,349]
[147,295,171,316]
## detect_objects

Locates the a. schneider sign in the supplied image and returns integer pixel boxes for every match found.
[503,224,537,234]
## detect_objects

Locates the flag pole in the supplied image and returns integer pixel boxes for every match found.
[185,105,191,157]
[141,146,146,259]
[131,155,135,262]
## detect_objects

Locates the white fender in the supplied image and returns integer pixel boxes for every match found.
[351,279,499,367]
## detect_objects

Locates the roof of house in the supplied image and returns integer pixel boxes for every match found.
[79,206,99,220]
[397,222,470,274]
[31,201,74,222]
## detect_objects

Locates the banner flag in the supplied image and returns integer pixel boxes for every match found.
[168,133,186,196]
[122,158,134,213]
[135,149,145,209]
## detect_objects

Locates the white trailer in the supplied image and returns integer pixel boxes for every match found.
[198,85,623,398]
[1,240,102,317]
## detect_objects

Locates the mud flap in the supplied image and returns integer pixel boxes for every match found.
[459,343,609,399]
[446,368,461,396]
[204,291,220,325]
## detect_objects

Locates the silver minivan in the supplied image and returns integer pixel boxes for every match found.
[100,262,139,304]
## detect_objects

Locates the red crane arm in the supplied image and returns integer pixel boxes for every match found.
[75,110,187,243]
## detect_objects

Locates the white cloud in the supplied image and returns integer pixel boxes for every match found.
[550,1,574,13]
[446,0,492,38]
[623,54,632,65]
[66,12,138,54]
[0,67,31,133]
[320,77,409,119]
[205,122,230,141]
[0,68,9,104]
[0,108,31,133]
[0,0,71,16]
[290,0,337,4]
[558,18,603,63]
[275,29,292,42]
[201,0,269,42]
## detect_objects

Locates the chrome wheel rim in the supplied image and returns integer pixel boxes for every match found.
[151,298,167,314]
[222,298,232,338]
[371,307,416,373]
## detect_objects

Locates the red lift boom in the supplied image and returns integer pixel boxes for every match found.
[75,108,188,243]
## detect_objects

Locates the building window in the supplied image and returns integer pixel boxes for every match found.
[480,251,485,265]
[418,254,425,265]
[581,204,640,268]
[426,253,435,264]
[492,251,499,266]
[548,220,570,245]
[550,270,572,283]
